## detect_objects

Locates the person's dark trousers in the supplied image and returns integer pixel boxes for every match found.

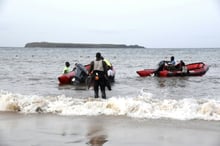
[94,80,99,98]
[99,77,106,99]
[93,77,106,99]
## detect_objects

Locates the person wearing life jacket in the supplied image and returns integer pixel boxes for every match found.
[89,52,108,99]
[169,56,176,65]
[165,56,176,71]
[63,61,71,74]
[101,56,115,82]
[102,57,112,69]
[175,60,188,73]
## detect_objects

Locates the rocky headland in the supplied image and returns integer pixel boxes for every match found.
[25,42,145,48]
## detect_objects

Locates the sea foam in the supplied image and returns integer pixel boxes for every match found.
[0,90,220,121]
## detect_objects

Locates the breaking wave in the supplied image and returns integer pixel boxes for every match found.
[0,90,220,121]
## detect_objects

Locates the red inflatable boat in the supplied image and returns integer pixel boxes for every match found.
[137,62,209,77]
[58,64,116,85]
[58,64,91,85]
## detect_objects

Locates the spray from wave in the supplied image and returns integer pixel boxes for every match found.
[0,90,220,121]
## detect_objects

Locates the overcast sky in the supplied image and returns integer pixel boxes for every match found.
[0,0,220,48]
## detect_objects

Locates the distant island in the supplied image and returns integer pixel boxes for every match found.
[24,42,145,48]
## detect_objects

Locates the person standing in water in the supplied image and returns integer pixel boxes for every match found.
[89,52,108,99]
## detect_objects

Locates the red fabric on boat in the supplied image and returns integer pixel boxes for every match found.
[136,62,209,77]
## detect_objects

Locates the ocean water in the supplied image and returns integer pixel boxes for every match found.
[0,47,220,120]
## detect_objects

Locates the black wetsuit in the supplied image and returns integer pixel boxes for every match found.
[89,59,108,99]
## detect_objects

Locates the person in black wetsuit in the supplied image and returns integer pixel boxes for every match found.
[89,52,108,99]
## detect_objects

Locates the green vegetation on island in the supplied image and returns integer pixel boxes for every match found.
[24,42,145,48]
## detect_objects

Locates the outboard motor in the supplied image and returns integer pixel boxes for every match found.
[154,60,165,76]
[158,60,165,68]
[74,63,88,83]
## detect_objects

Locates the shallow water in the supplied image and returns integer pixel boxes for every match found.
[0,47,220,120]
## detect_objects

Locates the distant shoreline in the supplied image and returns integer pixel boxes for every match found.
[24,42,145,48]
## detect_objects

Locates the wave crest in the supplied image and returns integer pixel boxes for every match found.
[0,91,220,121]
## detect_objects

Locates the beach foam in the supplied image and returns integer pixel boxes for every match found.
[0,90,220,121]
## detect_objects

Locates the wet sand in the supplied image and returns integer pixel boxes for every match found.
[0,112,220,146]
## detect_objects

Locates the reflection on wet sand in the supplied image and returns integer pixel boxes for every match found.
[88,134,108,146]
[87,119,108,146]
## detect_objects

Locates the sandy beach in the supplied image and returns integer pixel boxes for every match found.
[0,112,219,146]
[1,0,220,144]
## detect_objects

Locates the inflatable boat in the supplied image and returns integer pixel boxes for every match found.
[58,64,116,85]
[136,62,209,77]
[58,64,90,85]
